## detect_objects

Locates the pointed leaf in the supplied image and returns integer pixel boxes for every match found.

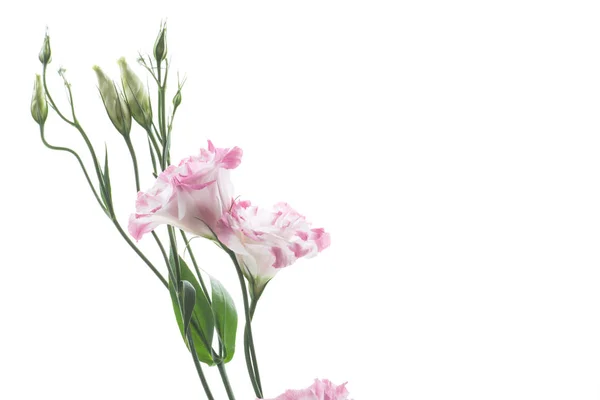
[179,280,196,335]
[210,277,238,363]
[168,255,215,365]
[100,145,112,208]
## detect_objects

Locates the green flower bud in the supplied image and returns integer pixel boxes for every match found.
[118,57,152,129]
[153,24,167,62]
[31,74,48,125]
[93,65,131,137]
[39,32,52,65]
[173,90,182,110]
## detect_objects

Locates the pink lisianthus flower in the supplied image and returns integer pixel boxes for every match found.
[263,379,351,400]
[216,200,330,293]
[128,141,242,241]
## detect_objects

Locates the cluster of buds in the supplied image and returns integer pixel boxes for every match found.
[31,32,51,127]
[32,26,163,135]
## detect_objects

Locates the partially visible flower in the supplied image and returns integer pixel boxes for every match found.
[118,57,152,129]
[93,65,131,137]
[263,379,350,400]
[217,200,330,293]
[31,74,47,125]
[128,140,242,241]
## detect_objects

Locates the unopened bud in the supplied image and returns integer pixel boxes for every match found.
[173,90,182,110]
[31,74,48,125]
[118,57,152,129]
[153,24,167,62]
[93,65,131,136]
[39,32,52,65]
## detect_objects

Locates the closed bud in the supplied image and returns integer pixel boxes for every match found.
[93,65,131,136]
[173,90,182,110]
[118,57,152,129]
[39,32,52,65]
[31,74,48,125]
[153,24,167,62]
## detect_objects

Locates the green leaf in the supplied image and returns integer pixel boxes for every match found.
[210,277,238,363]
[99,145,112,210]
[179,280,196,335]
[168,255,215,365]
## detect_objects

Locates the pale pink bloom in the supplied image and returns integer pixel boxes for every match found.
[128,141,242,241]
[216,200,330,290]
[263,379,351,400]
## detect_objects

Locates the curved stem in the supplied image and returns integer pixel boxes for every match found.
[38,125,105,212]
[42,65,75,126]
[112,219,168,288]
[42,64,168,290]
[73,122,103,184]
[42,65,103,186]
[152,231,170,269]
[187,331,215,400]
[179,230,210,300]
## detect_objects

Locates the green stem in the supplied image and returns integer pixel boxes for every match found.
[217,362,237,400]
[248,296,263,389]
[187,331,215,400]
[42,65,75,126]
[229,251,263,398]
[157,64,169,169]
[42,65,103,193]
[124,137,140,191]
[245,303,262,393]
[179,230,210,301]
[41,67,168,289]
[167,226,181,282]
[38,125,105,212]
[145,126,162,166]
[123,134,171,278]
[112,219,168,288]
[152,231,170,270]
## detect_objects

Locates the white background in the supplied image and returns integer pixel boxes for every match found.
[2,1,600,399]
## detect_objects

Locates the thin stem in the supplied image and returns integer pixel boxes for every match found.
[42,65,104,186]
[124,137,141,191]
[42,65,75,126]
[187,331,215,400]
[168,226,181,282]
[229,251,263,398]
[244,323,262,394]
[38,125,105,212]
[157,64,168,168]
[247,297,262,391]
[145,127,162,163]
[179,230,210,300]
[147,137,158,177]
[217,362,237,400]
[152,231,170,269]
[123,136,171,278]
[112,218,168,288]
[42,67,168,289]
[157,65,171,168]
